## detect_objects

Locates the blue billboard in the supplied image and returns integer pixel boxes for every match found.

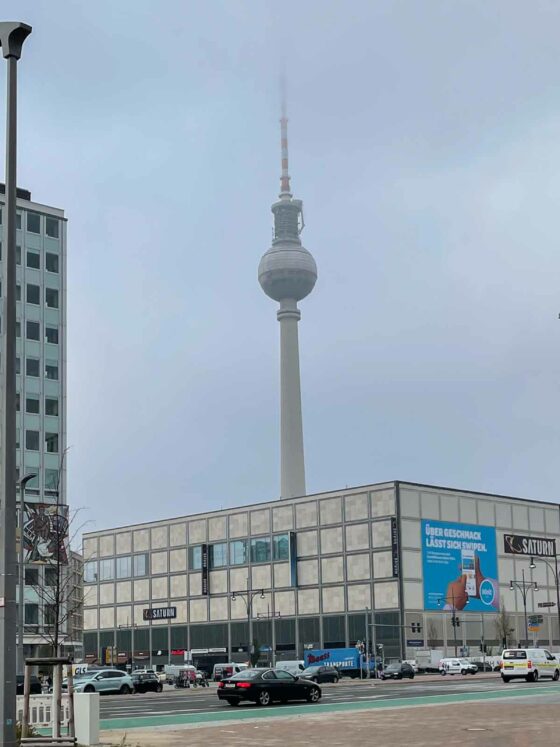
[422,519,499,612]
[304,648,360,670]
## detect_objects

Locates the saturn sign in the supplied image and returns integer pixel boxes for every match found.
[503,534,556,558]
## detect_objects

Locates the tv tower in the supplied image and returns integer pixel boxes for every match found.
[258,95,318,500]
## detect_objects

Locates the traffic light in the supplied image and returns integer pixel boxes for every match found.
[451,616,460,628]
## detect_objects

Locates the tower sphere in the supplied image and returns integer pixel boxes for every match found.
[258,241,317,302]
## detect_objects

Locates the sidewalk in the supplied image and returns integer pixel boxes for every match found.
[101,700,559,746]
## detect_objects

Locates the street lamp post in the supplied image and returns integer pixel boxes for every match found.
[437,590,467,657]
[510,569,539,646]
[17,474,36,676]
[529,555,560,647]
[231,583,265,665]
[0,21,32,747]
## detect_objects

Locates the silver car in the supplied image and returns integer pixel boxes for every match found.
[70,669,133,695]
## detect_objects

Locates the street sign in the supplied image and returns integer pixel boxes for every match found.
[406,639,423,647]
[538,602,556,608]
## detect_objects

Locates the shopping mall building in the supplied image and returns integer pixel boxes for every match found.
[82,480,560,670]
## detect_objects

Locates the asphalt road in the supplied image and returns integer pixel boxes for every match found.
[98,673,556,720]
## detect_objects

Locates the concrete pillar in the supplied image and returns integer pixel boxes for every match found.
[278,298,305,500]
[74,693,99,746]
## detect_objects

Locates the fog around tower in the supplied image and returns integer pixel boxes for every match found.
[2,0,560,528]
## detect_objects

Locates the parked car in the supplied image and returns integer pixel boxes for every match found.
[439,658,477,676]
[217,668,321,706]
[131,672,163,694]
[16,675,42,695]
[69,669,134,694]
[300,665,339,684]
[380,662,415,680]
[474,661,494,672]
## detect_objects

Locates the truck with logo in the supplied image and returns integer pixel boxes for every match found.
[304,648,371,679]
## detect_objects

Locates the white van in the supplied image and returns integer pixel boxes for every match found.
[276,660,305,676]
[439,658,477,675]
[500,648,560,683]
[212,663,247,682]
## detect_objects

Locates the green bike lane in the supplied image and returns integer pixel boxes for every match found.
[100,684,560,731]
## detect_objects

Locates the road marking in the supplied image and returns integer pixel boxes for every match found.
[99,684,560,732]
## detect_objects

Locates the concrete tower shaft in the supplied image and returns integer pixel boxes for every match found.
[258,103,317,500]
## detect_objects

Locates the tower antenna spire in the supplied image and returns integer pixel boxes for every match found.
[280,75,291,198]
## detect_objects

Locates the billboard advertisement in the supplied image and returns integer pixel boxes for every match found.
[422,519,499,612]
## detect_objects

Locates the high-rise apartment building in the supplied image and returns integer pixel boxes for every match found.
[0,185,70,658]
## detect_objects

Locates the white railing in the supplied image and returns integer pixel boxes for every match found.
[16,695,70,729]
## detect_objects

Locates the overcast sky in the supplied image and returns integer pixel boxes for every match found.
[2,0,560,532]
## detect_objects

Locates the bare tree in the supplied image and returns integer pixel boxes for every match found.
[427,619,439,649]
[23,451,89,656]
[494,604,514,649]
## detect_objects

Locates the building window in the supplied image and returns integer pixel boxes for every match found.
[45,397,59,417]
[84,561,97,583]
[25,396,40,414]
[25,569,39,586]
[250,537,271,564]
[26,251,40,269]
[133,554,148,577]
[45,217,59,238]
[230,540,248,566]
[99,559,114,581]
[26,358,40,377]
[16,428,20,449]
[45,326,58,344]
[44,604,56,626]
[25,604,39,625]
[189,546,202,570]
[45,362,59,380]
[46,253,59,273]
[116,556,131,579]
[45,468,58,491]
[25,430,40,451]
[16,245,21,264]
[16,284,21,301]
[27,212,41,234]
[26,320,40,340]
[16,393,20,412]
[45,568,57,586]
[45,432,59,453]
[16,357,20,375]
[45,397,59,416]
[26,284,40,305]
[45,288,59,309]
[273,533,290,561]
[16,213,21,229]
[16,321,21,338]
[210,543,228,568]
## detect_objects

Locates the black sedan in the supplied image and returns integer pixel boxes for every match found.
[300,665,339,683]
[131,673,163,694]
[380,662,415,680]
[217,668,321,707]
[16,675,42,695]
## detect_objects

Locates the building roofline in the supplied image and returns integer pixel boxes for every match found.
[82,479,559,538]
[396,480,559,508]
